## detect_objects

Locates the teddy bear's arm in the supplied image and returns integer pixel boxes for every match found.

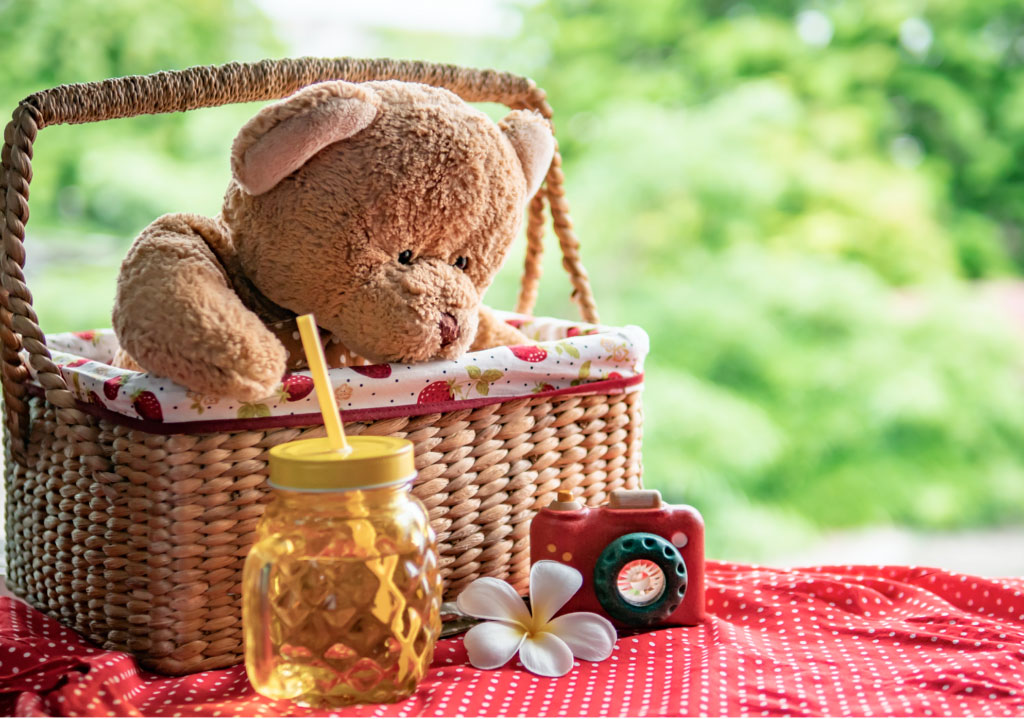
[471,305,529,351]
[113,213,287,402]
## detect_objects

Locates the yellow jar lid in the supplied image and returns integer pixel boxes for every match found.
[268,436,415,492]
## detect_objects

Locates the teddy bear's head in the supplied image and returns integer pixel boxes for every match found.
[221,80,554,363]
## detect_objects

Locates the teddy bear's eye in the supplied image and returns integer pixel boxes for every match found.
[398,250,413,265]
[453,256,469,271]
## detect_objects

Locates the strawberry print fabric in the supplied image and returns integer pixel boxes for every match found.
[26,313,647,429]
[3,562,1024,717]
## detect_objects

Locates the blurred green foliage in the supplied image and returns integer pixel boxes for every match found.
[528,0,1024,282]
[3,0,1024,560]
[633,247,1024,557]
[500,0,1024,556]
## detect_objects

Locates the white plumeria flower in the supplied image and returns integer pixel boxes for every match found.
[456,560,617,677]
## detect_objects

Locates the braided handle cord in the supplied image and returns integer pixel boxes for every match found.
[0,57,599,453]
[2,103,61,462]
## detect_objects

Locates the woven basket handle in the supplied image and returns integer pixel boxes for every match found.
[0,57,598,454]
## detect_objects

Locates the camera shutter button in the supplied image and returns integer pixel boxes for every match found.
[546,489,582,511]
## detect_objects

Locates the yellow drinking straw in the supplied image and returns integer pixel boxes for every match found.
[296,314,351,455]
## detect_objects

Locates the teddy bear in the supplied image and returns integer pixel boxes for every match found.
[111,79,555,402]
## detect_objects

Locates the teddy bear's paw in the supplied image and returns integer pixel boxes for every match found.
[209,358,289,403]
[218,373,282,403]
[471,306,531,351]
[184,336,289,403]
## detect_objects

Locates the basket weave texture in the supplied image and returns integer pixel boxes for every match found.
[1,58,643,675]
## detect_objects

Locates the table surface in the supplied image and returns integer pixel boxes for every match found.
[2,561,1023,717]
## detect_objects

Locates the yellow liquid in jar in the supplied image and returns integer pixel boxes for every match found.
[243,487,441,707]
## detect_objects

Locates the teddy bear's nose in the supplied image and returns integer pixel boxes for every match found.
[439,312,460,347]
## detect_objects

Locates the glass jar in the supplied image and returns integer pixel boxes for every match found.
[243,436,441,707]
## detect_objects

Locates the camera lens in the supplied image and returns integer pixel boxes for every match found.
[594,532,687,626]
[616,559,666,607]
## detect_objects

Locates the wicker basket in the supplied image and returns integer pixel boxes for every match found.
[0,58,644,675]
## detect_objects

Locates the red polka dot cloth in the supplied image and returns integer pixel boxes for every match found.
[3,562,1023,717]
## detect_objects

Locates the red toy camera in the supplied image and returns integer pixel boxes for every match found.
[530,489,705,628]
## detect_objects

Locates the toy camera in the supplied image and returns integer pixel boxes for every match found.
[529,489,705,628]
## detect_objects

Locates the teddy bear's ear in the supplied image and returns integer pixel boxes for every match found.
[499,110,556,197]
[231,81,381,196]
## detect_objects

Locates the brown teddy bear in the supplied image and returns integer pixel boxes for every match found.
[112,80,555,401]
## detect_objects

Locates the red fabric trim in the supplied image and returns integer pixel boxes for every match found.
[25,374,643,435]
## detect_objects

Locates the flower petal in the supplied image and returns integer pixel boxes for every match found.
[518,631,574,677]
[456,577,531,625]
[546,612,617,661]
[529,560,583,627]
[463,621,527,670]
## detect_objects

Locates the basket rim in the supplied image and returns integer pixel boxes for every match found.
[24,374,644,435]
[26,312,649,434]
